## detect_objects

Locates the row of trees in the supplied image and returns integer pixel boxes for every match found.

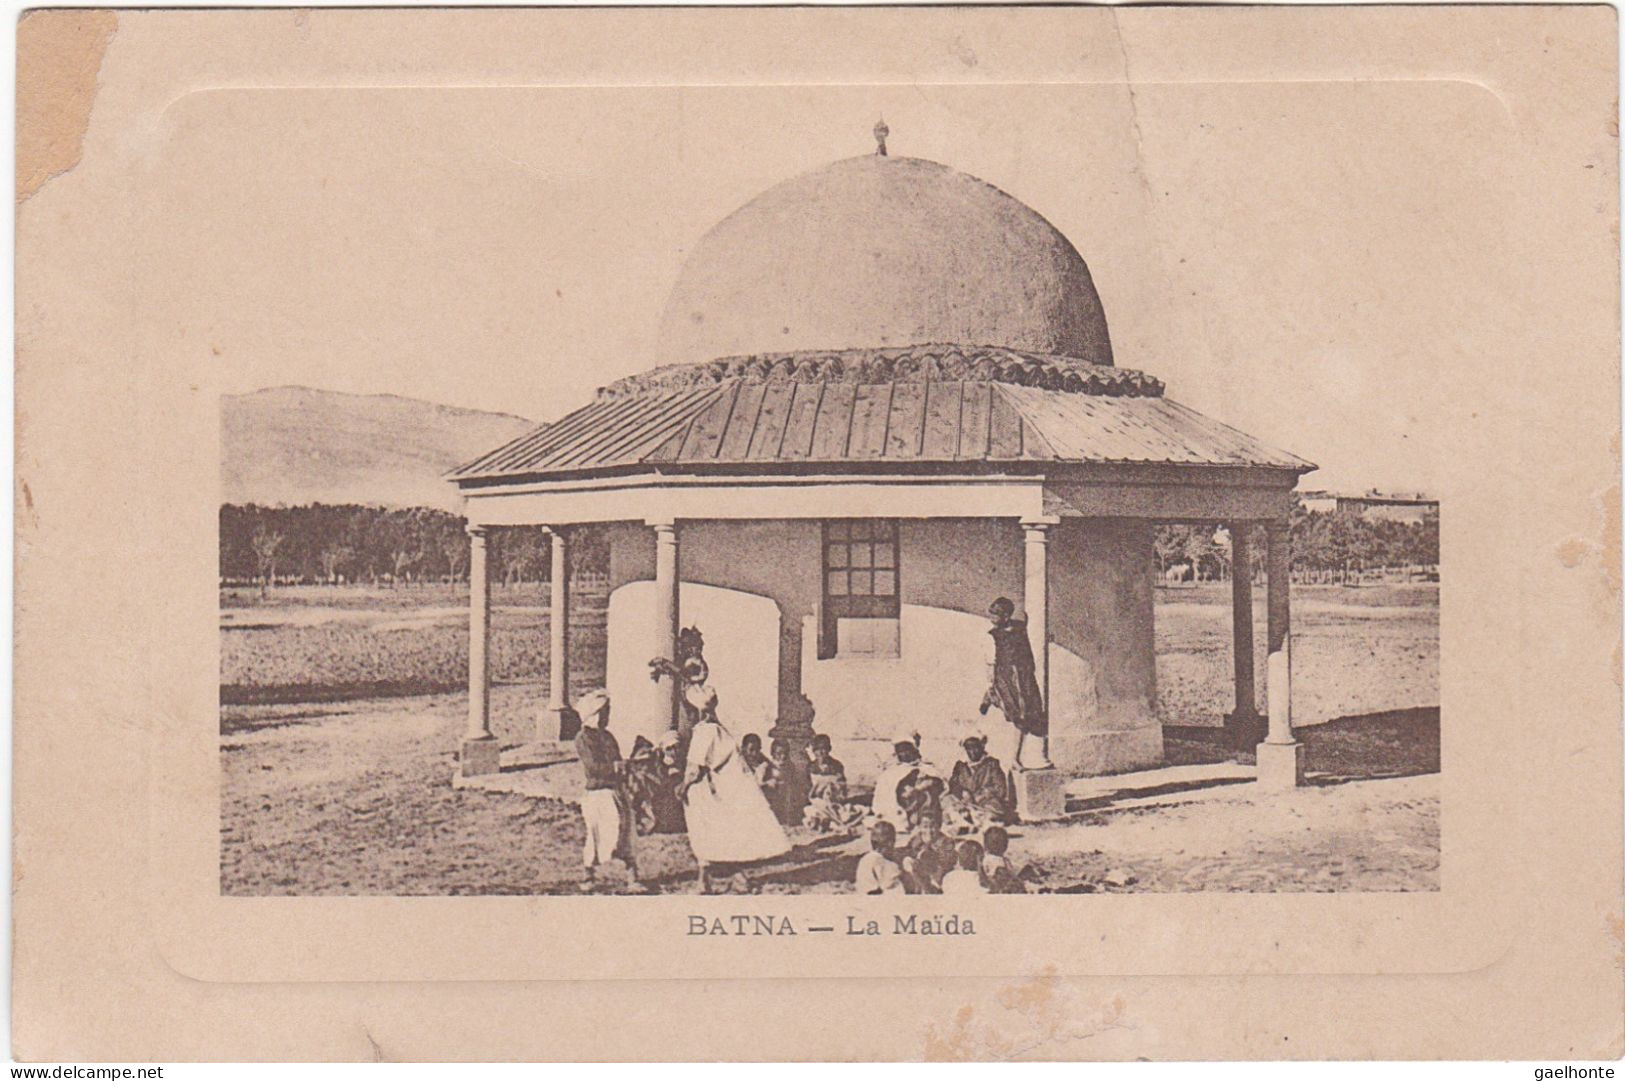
[223,498,1438,592]
[1154,502,1439,581]
[219,504,607,589]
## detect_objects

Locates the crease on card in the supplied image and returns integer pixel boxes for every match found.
[1105,10,1153,206]
[16,9,118,205]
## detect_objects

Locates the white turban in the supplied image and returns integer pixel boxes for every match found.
[574,689,611,723]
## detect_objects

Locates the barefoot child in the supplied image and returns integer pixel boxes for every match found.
[573,690,643,891]
[854,820,907,895]
[805,734,863,832]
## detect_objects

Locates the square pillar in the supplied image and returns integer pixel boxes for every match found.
[1225,522,1263,748]
[541,526,571,743]
[460,525,500,777]
[1044,518,1163,776]
[1257,518,1304,788]
[1011,765,1067,822]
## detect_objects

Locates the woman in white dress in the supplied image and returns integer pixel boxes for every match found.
[679,686,791,892]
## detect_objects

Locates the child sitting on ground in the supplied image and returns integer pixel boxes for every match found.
[900,807,958,894]
[740,733,773,786]
[979,825,1027,893]
[766,739,800,826]
[804,734,863,833]
[854,820,907,895]
[941,839,990,895]
[945,735,1014,834]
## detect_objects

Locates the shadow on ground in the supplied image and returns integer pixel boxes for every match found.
[220,706,358,737]
[1065,775,1254,814]
[1298,707,1440,783]
[1165,706,1439,782]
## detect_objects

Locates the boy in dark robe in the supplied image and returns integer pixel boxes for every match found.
[767,739,801,827]
[948,735,1014,831]
[624,733,686,834]
[653,733,687,833]
[623,735,663,835]
[980,596,1052,768]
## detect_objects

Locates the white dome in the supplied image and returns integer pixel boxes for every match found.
[657,154,1113,366]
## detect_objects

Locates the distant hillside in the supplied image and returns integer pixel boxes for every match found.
[222,386,535,511]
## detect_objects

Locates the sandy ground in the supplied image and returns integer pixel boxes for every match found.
[221,583,1439,895]
[1154,581,1439,726]
[1023,774,1438,893]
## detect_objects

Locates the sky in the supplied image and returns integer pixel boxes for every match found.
[147,79,1515,493]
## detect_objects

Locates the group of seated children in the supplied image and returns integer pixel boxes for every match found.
[727,727,1036,894]
[855,820,1028,895]
[738,731,867,831]
[855,733,1033,895]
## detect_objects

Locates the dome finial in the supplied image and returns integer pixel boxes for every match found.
[873,118,889,157]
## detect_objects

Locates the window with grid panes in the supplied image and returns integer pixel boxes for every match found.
[819,519,900,658]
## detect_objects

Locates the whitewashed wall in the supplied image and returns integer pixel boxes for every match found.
[602,515,1162,776]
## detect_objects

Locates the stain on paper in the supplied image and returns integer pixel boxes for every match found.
[1553,474,1621,601]
[924,965,1131,1061]
[16,10,118,205]
[1606,911,1625,974]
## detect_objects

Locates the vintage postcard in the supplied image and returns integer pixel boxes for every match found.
[13,3,1622,1061]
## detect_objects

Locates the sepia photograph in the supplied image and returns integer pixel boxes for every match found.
[15,4,1618,1063]
[215,89,1440,899]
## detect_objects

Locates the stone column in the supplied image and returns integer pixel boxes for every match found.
[1257,517,1304,787]
[1225,522,1263,748]
[541,526,570,742]
[651,519,680,732]
[1266,518,1291,656]
[769,604,815,827]
[460,525,500,777]
[1015,516,1065,820]
[1021,518,1057,703]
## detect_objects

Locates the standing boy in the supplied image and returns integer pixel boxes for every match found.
[573,689,642,891]
[980,596,1052,769]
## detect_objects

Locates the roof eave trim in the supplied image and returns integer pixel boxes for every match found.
[451,458,1310,491]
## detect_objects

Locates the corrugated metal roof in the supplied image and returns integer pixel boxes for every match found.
[451,380,1313,482]
[996,385,1313,470]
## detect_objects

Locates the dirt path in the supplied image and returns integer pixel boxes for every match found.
[223,689,1438,895]
[221,581,1440,895]
[1022,774,1438,893]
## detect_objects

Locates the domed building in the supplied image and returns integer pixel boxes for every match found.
[656,153,1114,367]
[450,135,1316,811]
